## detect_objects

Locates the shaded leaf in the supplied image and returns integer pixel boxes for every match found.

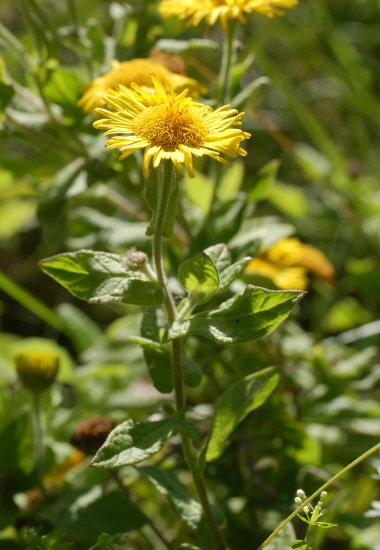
[40,250,165,306]
[139,466,202,529]
[90,417,179,469]
[205,367,279,461]
[42,486,146,542]
[168,285,305,344]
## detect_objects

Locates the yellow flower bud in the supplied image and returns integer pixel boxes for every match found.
[15,351,59,392]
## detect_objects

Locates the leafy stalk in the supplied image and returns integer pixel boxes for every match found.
[152,160,227,550]
[257,440,380,550]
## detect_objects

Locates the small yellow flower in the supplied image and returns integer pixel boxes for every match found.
[246,238,335,290]
[78,58,206,114]
[15,350,59,392]
[159,0,298,31]
[94,74,250,179]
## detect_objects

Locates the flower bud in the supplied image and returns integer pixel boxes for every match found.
[295,497,303,505]
[16,351,59,392]
[70,417,116,456]
[122,247,148,271]
[296,489,306,498]
[321,491,328,499]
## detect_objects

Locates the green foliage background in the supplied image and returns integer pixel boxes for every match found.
[1,0,380,549]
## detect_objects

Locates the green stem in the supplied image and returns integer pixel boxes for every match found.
[30,391,46,495]
[152,161,227,550]
[257,440,380,550]
[218,20,236,104]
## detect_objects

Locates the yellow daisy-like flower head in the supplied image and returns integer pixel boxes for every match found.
[93,74,250,179]
[159,0,298,31]
[78,58,206,114]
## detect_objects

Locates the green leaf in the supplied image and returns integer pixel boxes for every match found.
[204,244,231,273]
[168,285,305,344]
[205,367,279,461]
[182,354,203,388]
[178,252,219,303]
[139,466,202,529]
[291,541,311,550]
[231,76,269,110]
[90,417,179,469]
[43,66,82,106]
[217,257,251,293]
[141,307,161,342]
[248,159,280,201]
[130,336,173,394]
[42,486,146,542]
[314,522,338,529]
[56,303,102,353]
[145,175,179,238]
[40,251,165,307]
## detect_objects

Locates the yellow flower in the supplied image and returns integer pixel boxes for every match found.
[78,58,206,114]
[15,350,59,392]
[246,238,335,290]
[159,0,298,31]
[93,74,250,179]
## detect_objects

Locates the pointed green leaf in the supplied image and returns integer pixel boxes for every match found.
[90,417,179,469]
[205,367,279,461]
[40,251,165,306]
[168,285,306,344]
[182,355,203,388]
[178,252,219,303]
[314,522,338,529]
[204,244,231,273]
[139,466,202,529]
[248,159,280,201]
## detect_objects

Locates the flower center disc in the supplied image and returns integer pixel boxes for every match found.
[133,103,209,151]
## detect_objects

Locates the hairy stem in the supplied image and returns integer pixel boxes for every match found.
[30,391,46,495]
[257,440,380,549]
[152,160,227,550]
[219,20,236,104]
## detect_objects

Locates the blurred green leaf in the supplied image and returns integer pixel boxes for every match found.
[40,250,165,306]
[169,285,305,344]
[90,416,180,469]
[139,466,202,529]
[178,251,219,303]
[42,486,147,542]
[248,159,280,202]
[130,336,173,394]
[205,367,279,461]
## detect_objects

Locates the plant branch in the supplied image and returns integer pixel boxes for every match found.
[257,440,380,549]
[152,160,227,550]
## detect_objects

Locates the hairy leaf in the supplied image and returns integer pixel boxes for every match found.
[205,367,279,461]
[169,285,305,344]
[90,417,179,469]
[40,250,165,306]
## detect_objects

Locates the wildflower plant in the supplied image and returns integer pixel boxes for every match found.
[1,0,380,549]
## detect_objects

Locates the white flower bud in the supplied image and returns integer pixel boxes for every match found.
[295,497,303,505]
[303,505,310,513]
[321,491,328,499]
[297,489,306,498]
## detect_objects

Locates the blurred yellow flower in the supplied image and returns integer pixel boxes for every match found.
[94,74,250,179]
[159,0,298,31]
[15,350,59,392]
[246,238,335,290]
[78,58,206,114]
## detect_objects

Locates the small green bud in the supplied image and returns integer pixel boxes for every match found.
[16,351,59,392]
[321,491,328,499]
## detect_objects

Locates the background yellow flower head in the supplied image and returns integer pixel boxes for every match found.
[94,74,250,178]
[159,0,298,31]
[78,58,206,114]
